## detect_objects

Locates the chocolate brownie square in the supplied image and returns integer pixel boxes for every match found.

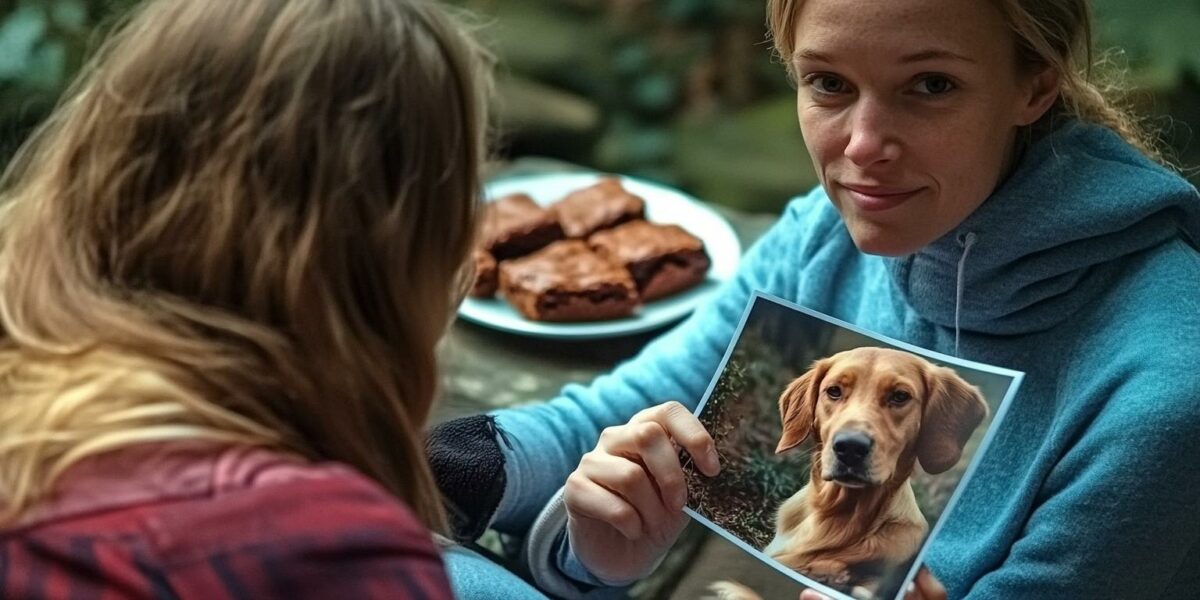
[550,178,646,238]
[588,220,710,301]
[482,193,563,260]
[469,249,498,298]
[499,240,638,322]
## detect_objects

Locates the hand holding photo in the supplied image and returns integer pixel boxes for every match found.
[685,293,1022,600]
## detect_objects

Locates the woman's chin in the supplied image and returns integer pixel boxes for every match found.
[848,230,927,257]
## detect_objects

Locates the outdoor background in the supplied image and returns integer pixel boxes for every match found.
[1,0,1198,215]
[684,295,1017,599]
[0,3,1191,598]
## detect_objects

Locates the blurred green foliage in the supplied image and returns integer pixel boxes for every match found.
[459,0,814,212]
[2,0,1198,213]
[464,0,1200,212]
[0,0,138,157]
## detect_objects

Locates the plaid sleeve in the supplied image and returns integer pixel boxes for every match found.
[159,530,453,600]
[2,470,454,600]
[158,471,455,600]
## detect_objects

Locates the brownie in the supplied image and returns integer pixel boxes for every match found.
[470,249,498,298]
[482,193,563,260]
[499,240,638,322]
[550,178,646,238]
[588,220,711,301]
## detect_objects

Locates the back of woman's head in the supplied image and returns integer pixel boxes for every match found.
[0,0,490,530]
[766,0,1162,161]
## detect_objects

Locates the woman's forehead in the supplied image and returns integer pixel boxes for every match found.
[791,0,1013,65]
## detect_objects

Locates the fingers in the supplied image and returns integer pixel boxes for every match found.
[579,452,670,537]
[903,567,945,600]
[913,568,946,600]
[630,401,720,476]
[566,400,717,546]
[628,421,690,510]
[565,474,644,540]
[802,567,942,600]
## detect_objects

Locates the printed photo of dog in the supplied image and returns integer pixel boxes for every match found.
[684,294,1019,600]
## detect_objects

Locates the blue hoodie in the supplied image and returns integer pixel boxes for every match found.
[455,121,1200,599]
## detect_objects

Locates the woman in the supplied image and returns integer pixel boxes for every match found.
[0,0,490,597]
[430,0,1200,598]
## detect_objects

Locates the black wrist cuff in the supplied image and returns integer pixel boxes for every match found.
[425,414,509,542]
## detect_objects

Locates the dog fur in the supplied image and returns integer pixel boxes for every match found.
[709,347,987,600]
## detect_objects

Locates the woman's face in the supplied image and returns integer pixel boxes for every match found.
[793,0,1053,256]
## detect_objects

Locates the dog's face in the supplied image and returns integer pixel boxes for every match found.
[776,347,988,486]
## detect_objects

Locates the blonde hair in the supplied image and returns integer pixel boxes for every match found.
[766,0,1163,161]
[0,0,490,532]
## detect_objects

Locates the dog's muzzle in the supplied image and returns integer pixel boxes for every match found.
[827,430,874,486]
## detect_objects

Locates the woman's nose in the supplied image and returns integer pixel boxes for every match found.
[843,99,901,167]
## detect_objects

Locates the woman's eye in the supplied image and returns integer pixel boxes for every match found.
[806,75,849,95]
[913,75,956,96]
[825,385,843,400]
[888,390,912,405]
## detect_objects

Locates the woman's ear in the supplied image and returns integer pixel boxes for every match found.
[917,366,989,474]
[1017,66,1061,126]
[776,359,827,454]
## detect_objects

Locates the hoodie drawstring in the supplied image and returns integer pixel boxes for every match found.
[955,232,978,356]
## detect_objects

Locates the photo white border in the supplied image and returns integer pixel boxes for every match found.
[683,291,1025,600]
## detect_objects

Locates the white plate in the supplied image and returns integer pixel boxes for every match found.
[458,172,742,339]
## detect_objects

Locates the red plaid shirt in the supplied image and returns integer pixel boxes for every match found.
[0,443,453,599]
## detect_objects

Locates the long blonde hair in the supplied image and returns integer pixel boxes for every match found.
[766,0,1163,161]
[0,0,490,532]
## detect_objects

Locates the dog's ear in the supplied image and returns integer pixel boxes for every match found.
[917,366,989,474]
[776,359,826,454]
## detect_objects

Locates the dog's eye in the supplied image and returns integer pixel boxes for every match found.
[888,390,912,406]
[825,385,843,400]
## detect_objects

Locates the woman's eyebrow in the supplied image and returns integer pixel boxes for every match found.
[792,48,833,63]
[792,48,977,65]
[899,49,977,64]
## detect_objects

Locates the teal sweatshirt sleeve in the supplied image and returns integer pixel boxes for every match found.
[489,188,839,535]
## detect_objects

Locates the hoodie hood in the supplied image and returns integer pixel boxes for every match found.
[885,120,1200,336]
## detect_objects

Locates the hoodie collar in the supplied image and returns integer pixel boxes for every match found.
[885,120,1200,336]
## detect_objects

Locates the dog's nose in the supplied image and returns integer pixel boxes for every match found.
[832,431,874,467]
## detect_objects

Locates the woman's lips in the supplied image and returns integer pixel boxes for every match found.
[840,183,924,212]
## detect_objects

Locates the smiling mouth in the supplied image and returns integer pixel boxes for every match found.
[839,183,924,213]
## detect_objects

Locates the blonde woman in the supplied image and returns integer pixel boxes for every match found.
[0,0,489,597]
[430,0,1200,598]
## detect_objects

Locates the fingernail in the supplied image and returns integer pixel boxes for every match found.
[706,446,721,473]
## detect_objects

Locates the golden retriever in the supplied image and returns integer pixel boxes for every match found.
[710,347,987,600]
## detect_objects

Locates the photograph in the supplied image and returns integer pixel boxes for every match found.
[685,293,1023,600]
